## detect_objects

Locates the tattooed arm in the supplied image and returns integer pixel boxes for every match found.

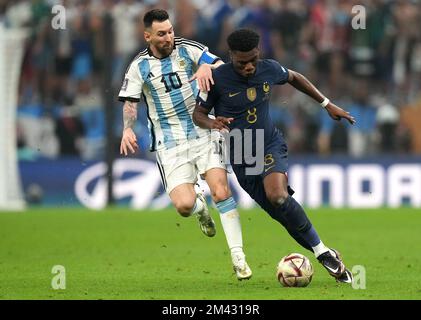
[120,101,139,156]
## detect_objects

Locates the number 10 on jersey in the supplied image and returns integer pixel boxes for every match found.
[161,72,182,93]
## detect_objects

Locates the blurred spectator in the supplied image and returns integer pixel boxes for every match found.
[16,75,59,159]
[2,0,419,159]
[174,0,197,40]
[375,101,401,153]
[400,98,421,153]
[73,78,105,160]
[55,103,85,156]
[346,83,378,157]
[194,0,233,58]
[318,80,377,156]
[271,0,309,70]
[111,0,144,85]
[270,84,321,154]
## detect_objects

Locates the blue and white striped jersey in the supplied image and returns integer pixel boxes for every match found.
[118,37,220,151]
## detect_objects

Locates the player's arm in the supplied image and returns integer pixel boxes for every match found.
[287,70,356,125]
[185,40,224,92]
[118,60,144,156]
[120,100,139,156]
[194,85,233,131]
[190,60,224,92]
[193,104,233,131]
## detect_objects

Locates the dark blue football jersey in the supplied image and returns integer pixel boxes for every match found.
[197,59,289,167]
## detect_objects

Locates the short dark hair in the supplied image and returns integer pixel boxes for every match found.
[143,9,169,29]
[227,29,260,52]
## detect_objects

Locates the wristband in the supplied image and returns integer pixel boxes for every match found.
[320,97,330,108]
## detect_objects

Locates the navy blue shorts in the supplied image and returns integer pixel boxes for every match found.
[260,136,289,178]
[231,134,294,209]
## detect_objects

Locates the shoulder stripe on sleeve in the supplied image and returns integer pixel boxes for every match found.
[176,38,205,51]
[132,49,148,62]
[123,49,148,75]
[182,40,205,51]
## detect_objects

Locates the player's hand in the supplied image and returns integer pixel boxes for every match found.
[120,128,139,156]
[325,102,356,125]
[211,116,234,132]
[189,64,214,92]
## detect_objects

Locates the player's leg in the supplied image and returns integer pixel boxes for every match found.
[197,132,251,280]
[168,183,199,216]
[263,172,327,251]
[157,151,216,237]
[238,172,314,252]
[168,182,216,237]
[203,167,252,280]
[263,171,350,282]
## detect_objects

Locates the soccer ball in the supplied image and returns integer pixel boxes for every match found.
[276,253,314,287]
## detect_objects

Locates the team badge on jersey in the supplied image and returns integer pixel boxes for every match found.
[263,82,270,93]
[247,87,257,102]
[178,59,186,69]
[263,82,271,101]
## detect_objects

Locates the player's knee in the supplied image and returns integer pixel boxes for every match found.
[266,189,289,207]
[173,198,195,217]
[210,185,231,203]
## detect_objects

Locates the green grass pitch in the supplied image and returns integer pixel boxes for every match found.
[0,207,420,300]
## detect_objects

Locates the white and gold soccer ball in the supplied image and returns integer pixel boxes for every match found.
[276,253,314,287]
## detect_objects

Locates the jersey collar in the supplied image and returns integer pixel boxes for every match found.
[147,41,177,60]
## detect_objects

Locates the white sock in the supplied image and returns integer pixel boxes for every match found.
[312,241,330,258]
[190,196,205,216]
[219,209,243,253]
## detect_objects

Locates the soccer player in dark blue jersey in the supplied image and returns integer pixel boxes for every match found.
[193,29,356,283]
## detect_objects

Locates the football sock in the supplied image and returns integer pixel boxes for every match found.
[190,195,205,216]
[256,197,313,251]
[285,229,313,252]
[279,196,321,248]
[216,197,243,252]
[312,240,330,258]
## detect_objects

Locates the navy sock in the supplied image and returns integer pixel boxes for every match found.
[262,197,313,251]
[242,178,318,252]
[278,196,321,248]
[300,225,322,248]
[284,227,313,252]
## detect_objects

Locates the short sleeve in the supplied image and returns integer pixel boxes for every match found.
[270,59,289,85]
[181,38,220,66]
[118,60,144,102]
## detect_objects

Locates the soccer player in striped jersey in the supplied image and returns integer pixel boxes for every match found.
[118,9,251,280]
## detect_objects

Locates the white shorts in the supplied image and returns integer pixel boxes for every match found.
[156,135,226,194]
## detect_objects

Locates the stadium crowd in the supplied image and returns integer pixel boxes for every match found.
[1,0,421,160]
